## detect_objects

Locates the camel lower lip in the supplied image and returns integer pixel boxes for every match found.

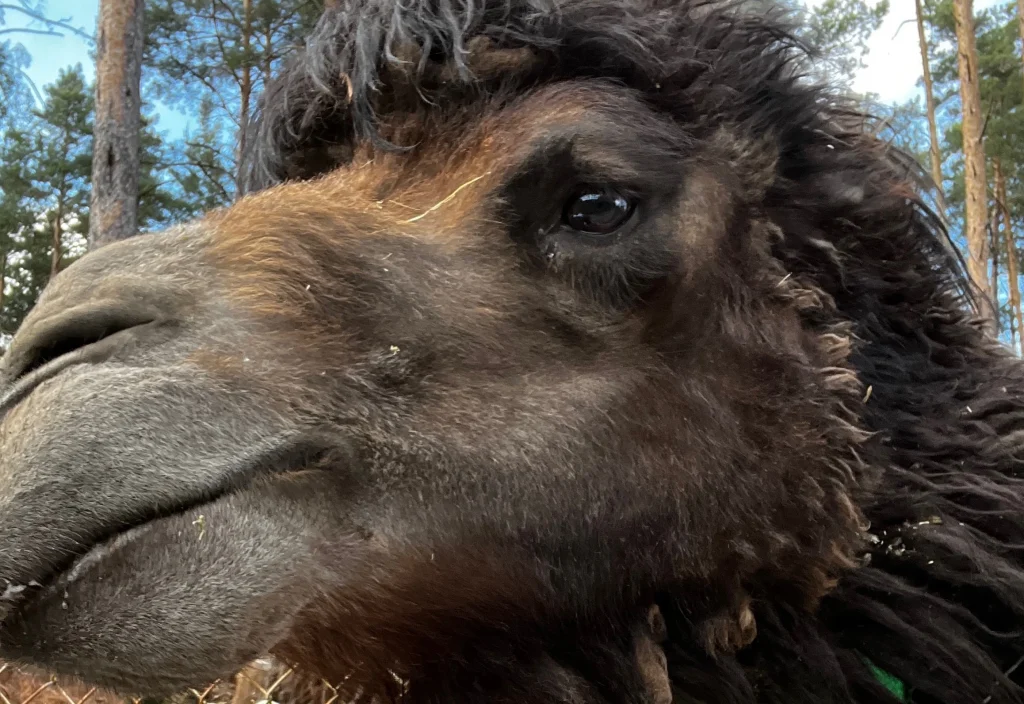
[0,447,327,629]
[0,510,186,625]
[61,520,161,585]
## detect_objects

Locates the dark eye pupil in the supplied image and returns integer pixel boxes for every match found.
[564,187,634,235]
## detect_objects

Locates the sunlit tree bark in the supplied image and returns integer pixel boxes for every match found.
[89,0,144,248]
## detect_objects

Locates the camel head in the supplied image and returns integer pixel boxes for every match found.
[2,1,1022,702]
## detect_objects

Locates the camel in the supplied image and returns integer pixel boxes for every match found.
[1,0,1023,702]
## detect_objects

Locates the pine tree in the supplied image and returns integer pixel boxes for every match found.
[1017,0,1024,98]
[0,126,40,339]
[32,66,93,281]
[137,113,192,229]
[0,42,35,129]
[144,0,328,198]
[0,62,180,347]
[993,157,1023,349]
[784,0,890,88]
[165,96,235,218]
[927,0,1024,345]
[753,0,895,174]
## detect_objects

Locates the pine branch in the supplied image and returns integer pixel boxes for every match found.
[0,26,56,36]
[0,4,93,42]
[14,66,42,106]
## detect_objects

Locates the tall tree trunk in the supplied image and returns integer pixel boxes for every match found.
[0,251,8,319]
[236,0,253,198]
[90,0,144,250]
[1018,0,1024,100]
[264,27,273,87]
[991,207,1001,334]
[915,0,947,213]
[50,202,64,281]
[954,0,994,331]
[995,157,1024,351]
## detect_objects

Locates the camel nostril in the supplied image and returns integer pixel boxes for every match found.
[4,304,160,386]
[0,306,159,417]
[18,321,142,381]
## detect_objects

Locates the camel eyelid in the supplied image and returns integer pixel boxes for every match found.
[502,139,648,224]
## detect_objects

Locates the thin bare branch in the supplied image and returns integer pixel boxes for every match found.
[0,4,92,42]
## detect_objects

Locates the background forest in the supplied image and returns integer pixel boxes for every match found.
[0,0,1018,352]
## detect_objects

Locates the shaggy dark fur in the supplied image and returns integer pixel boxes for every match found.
[241,0,1024,701]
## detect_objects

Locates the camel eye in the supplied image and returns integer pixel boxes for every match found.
[563,186,636,236]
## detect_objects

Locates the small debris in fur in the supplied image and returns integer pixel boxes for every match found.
[885,537,906,556]
[193,514,207,540]
[1,583,26,601]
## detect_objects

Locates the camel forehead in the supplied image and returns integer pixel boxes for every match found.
[216,82,683,249]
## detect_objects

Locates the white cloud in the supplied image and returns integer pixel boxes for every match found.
[849,0,925,104]
[804,0,1005,106]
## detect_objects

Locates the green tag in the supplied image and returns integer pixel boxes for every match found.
[867,661,906,701]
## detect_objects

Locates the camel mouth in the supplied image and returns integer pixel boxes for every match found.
[0,442,333,628]
[0,497,217,625]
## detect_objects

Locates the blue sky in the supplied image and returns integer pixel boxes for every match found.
[6,0,1008,136]
[12,0,95,90]
[9,0,190,138]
